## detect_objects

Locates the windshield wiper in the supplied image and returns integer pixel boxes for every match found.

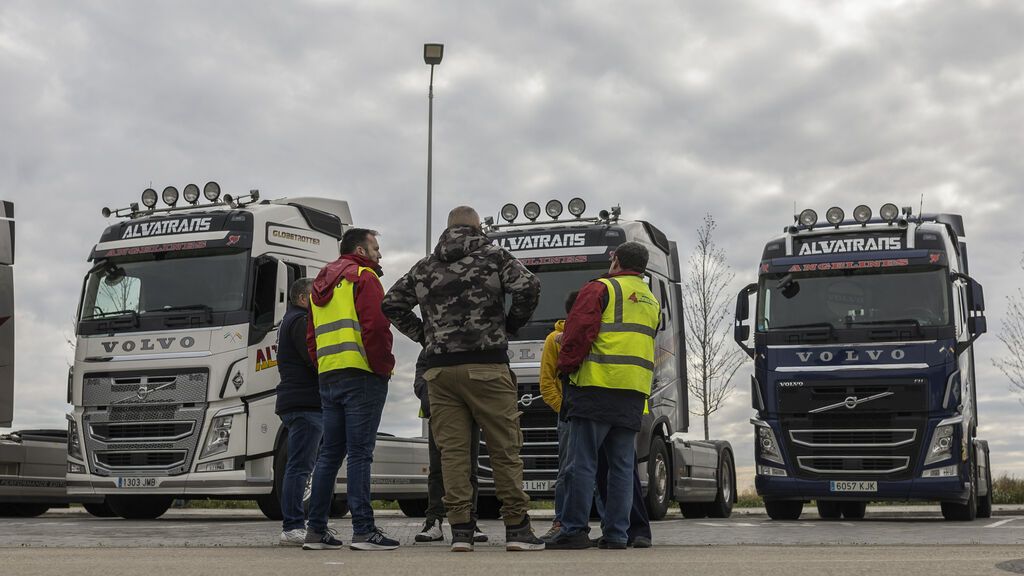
[845,318,921,328]
[87,309,140,321]
[145,304,214,314]
[773,322,834,330]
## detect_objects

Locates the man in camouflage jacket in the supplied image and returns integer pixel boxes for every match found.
[382,205,545,552]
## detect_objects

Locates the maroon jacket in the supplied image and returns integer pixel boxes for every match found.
[557,270,642,375]
[306,254,395,378]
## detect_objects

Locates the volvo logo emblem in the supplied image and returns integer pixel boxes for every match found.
[810,391,895,414]
[518,393,542,408]
[136,385,152,400]
[843,396,858,409]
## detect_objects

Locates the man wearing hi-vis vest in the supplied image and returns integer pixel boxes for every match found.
[302,228,399,552]
[548,241,660,550]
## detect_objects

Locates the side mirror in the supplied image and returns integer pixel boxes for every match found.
[274,260,288,326]
[969,279,985,313]
[734,283,758,358]
[968,316,987,336]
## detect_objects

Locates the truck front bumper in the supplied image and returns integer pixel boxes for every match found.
[755,475,971,504]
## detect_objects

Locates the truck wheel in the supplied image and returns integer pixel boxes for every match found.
[765,500,803,520]
[840,501,867,520]
[706,452,734,518]
[11,504,50,517]
[941,465,977,521]
[107,495,173,519]
[83,500,117,518]
[679,502,708,519]
[644,437,671,521]
[977,450,993,519]
[815,501,842,519]
[258,442,288,521]
[398,498,428,518]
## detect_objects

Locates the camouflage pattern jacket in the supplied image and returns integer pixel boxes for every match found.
[382,225,540,367]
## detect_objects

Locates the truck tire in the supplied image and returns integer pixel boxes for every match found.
[765,500,803,520]
[941,464,977,521]
[11,504,50,517]
[706,451,734,518]
[107,495,173,519]
[644,436,671,521]
[258,442,288,521]
[977,449,993,519]
[815,500,842,519]
[840,501,867,520]
[679,502,708,519]
[398,498,428,518]
[83,500,117,518]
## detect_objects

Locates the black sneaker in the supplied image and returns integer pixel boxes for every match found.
[597,538,627,550]
[629,535,652,548]
[450,522,475,552]
[302,528,344,550]
[350,527,399,551]
[545,530,592,550]
[505,516,545,552]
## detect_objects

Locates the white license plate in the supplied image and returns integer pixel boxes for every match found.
[117,477,158,488]
[522,480,554,492]
[830,480,877,492]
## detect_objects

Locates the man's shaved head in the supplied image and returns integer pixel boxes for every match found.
[447,206,481,229]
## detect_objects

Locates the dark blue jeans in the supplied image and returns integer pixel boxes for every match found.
[561,416,636,543]
[596,451,652,542]
[279,411,323,531]
[307,371,388,535]
[553,418,570,523]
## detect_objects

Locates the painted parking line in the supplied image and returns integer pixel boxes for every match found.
[985,517,1022,529]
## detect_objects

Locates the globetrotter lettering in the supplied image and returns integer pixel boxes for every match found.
[497,233,587,251]
[798,237,901,255]
[100,336,196,354]
[121,217,213,239]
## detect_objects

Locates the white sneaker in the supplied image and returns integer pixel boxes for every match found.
[415,519,444,543]
[279,528,306,546]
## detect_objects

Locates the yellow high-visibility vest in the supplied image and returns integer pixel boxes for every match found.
[309,266,378,375]
[571,275,659,396]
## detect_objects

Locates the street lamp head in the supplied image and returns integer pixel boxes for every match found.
[424,43,444,65]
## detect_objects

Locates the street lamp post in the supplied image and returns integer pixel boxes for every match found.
[423,43,444,257]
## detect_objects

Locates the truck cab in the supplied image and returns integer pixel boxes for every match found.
[735,204,993,521]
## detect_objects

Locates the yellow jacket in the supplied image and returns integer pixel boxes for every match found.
[539,320,565,413]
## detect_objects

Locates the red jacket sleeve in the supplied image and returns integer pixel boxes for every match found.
[557,281,607,375]
[306,310,318,366]
[355,270,396,377]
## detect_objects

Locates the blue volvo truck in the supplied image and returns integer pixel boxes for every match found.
[734,204,993,521]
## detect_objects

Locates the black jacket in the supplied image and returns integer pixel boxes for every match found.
[275,305,321,415]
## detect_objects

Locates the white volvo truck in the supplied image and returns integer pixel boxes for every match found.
[67,185,427,519]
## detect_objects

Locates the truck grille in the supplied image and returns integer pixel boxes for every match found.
[790,429,916,448]
[797,456,910,475]
[81,369,208,477]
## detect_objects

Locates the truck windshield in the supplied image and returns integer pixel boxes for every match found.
[757,267,951,331]
[524,264,608,323]
[79,250,249,321]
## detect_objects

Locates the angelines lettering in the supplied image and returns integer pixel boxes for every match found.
[496,232,587,251]
[797,236,901,256]
[121,217,213,239]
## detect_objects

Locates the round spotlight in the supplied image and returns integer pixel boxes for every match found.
[523,201,541,221]
[162,186,179,206]
[183,183,200,204]
[203,181,221,202]
[825,207,845,225]
[101,207,112,218]
[880,203,899,223]
[141,188,158,208]
[500,203,519,223]
[545,199,563,219]
[568,197,586,217]
[853,204,872,223]
[798,209,818,228]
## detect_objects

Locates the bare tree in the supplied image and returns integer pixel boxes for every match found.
[994,254,1024,406]
[682,214,747,440]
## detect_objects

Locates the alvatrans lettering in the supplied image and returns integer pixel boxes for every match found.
[121,218,213,239]
[498,233,587,251]
[798,237,901,255]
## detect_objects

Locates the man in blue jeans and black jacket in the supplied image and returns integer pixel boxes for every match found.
[275,277,322,546]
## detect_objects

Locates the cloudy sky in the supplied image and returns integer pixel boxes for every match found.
[2,0,1023,487]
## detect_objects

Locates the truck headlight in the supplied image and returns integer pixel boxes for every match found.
[924,421,957,466]
[67,416,82,460]
[921,464,959,478]
[200,415,234,459]
[752,420,784,464]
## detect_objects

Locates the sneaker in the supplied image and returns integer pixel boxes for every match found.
[597,538,627,550]
[473,527,489,543]
[450,522,475,552]
[541,522,562,541]
[350,527,400,551]
[629,535,652,548]
[279,528,306,546]
[302,529,344,550]
[504,516,545,552]
[545,530,592,550]
[415,519,444,543]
